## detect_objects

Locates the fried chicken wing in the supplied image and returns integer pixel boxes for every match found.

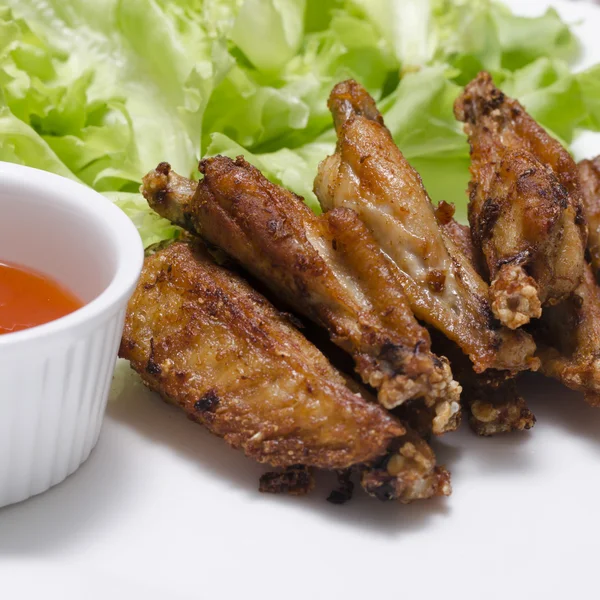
[455,72,586,329]
[142,162,462,435]
[434,215,536,435]
[578,157,600,280]
[315,79,538,374]
[535,262,600,406]
[119,241,451,501]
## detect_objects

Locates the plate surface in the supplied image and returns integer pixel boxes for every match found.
[2,2,600,599]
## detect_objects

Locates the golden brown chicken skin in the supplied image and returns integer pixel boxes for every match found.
[315,79,538,375]
[119,241,452,502]
[578,157,600,280]
[536,262,600,406]
[455,72,586,329]
[436,201,486,277]
[142,162,462,435]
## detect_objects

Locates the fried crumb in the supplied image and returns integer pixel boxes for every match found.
[327,469,355,505]
[434,200,456,225]
[259,465,315,496]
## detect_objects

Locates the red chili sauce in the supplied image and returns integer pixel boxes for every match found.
[0,260,83,334]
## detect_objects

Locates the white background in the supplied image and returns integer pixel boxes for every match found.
[2,1,600,599]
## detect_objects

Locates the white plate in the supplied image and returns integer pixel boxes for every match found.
[2,2,600,599]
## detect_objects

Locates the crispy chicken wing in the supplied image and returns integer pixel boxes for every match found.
[578,157,600,280]
[438,214,536,435]
[455,72,586,329]
[315,79,538,374]
[142,162,462,435]
[535,262,600,406]
[119,241,451,501]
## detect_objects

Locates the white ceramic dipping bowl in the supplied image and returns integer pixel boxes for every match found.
[0,162,143,508]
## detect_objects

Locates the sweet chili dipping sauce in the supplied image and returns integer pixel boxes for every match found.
[0,260,83,334]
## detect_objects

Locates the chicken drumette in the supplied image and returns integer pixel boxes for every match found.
[142,161,462,435]
[314,79,538,375]
[525,156,600,406]
[438,211,536,435]
[119,241,451,501]
[455,72,586,329]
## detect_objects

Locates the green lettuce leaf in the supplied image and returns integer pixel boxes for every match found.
[201,2,392,153]
[0,105,79,180]
[500,58,586,143]
[434,1,578,82]
[380,65,465,159]
[231,0,306,72]
[2,0,232,179]
[107,191,181,248]
[348,0,434,68]
[578,64,600,131]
